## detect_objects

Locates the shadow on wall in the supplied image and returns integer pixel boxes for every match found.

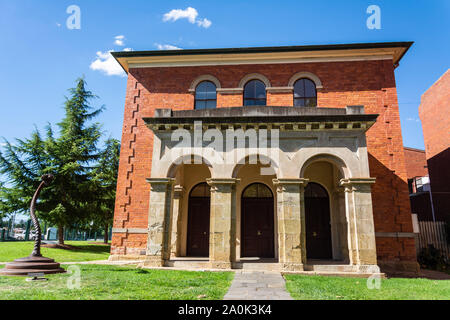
[367,153,419,273]
[368,153,412,233]
[427,147,450,222]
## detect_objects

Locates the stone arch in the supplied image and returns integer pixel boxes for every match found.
[299,153,351,179]
[189,74,221,92]
[288,71,323,89]
[238,73,271,89]
[231,153,281,178]
[166,154,214,178]
[301,154,351,262]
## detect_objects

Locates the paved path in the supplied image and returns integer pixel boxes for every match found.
[224,271,293,300]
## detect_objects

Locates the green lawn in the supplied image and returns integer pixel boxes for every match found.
[0,265,234,300]
[284,274,450,300]
[0,241,110,262]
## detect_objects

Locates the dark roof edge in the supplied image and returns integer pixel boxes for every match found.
[404,146,426,153]
[112,41,413,59]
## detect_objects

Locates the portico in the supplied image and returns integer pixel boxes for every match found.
[140,105,380,274]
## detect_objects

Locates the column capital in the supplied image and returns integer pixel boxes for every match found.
[146,178,176,185]
[272,178,309,186]
[207,178,240,193]
[206,178,240,185]
[340,178,376,192]
[146,178,176,192]
[273,178,309,192]
[173,185,185,199]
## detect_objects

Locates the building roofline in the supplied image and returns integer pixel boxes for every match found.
[112,41,414,73]
[112,42,413,59]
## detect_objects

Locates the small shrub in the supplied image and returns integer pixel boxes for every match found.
[418,245,449,272]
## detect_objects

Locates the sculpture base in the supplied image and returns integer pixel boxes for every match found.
[0,256,66,276]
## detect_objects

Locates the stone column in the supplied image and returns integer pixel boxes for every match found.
[171,185,184,257]
[340,178,378,270]
[273,178,309,271]
[206,178,239,269]
[145,178,175,267]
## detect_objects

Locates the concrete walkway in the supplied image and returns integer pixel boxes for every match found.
[224,271,293,300]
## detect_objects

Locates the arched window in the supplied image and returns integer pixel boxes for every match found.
[190,183,211,197]
[244,80,266,106]
[195,81,217,110]
[294,78,317,107]
[242,183,273,198]
[304,182,328,198]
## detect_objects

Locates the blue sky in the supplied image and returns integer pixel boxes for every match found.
[0,0,449,150]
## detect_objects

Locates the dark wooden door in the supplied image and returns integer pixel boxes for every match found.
[241,198,275,258]
[187,197,210,257]
[305,184,332,259]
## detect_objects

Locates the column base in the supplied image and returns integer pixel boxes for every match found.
[142,256,166,268]
[356,264,381,274]
[209,261,233,269]
[281,263,304,272]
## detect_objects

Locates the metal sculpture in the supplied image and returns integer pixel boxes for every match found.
[0,174,66,276]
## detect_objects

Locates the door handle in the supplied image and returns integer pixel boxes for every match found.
[203,232,207,235]
[257,231,262,236]
[313,232,318,237]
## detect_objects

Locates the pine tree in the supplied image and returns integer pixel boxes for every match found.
[90,138,120,243]
[0,78,104,244]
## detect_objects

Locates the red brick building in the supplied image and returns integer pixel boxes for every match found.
[419,70,450,222]
[110,42,418,274]
[404,147,433,221]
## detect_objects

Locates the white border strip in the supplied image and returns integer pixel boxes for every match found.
[128,55,394,69]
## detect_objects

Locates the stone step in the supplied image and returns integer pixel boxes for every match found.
[233,263,282,271]
[168,260,211,269]
[304,264,357,272]
[283,271,386,279]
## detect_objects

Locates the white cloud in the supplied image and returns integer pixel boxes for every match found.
[163,7,198,24]
[90,48,132,77]
[155,43,182,50]
[114,35,125,46]
[56,23,62,28]
[406,117,420,122]
[163,7,212,28]
[196,18,212,28]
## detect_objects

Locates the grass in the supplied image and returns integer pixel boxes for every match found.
[0,265,234,300]
[284,274,450,300]
[0,241,110,262]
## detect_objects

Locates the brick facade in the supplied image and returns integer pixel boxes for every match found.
[112,58,417,269]
[404,147,428,179]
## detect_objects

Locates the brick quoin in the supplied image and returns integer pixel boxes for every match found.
[112,59,417,267]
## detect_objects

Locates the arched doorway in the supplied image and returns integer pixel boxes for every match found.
[241,183,275,258]
[305,183,332,259]
[187,183,210,257]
